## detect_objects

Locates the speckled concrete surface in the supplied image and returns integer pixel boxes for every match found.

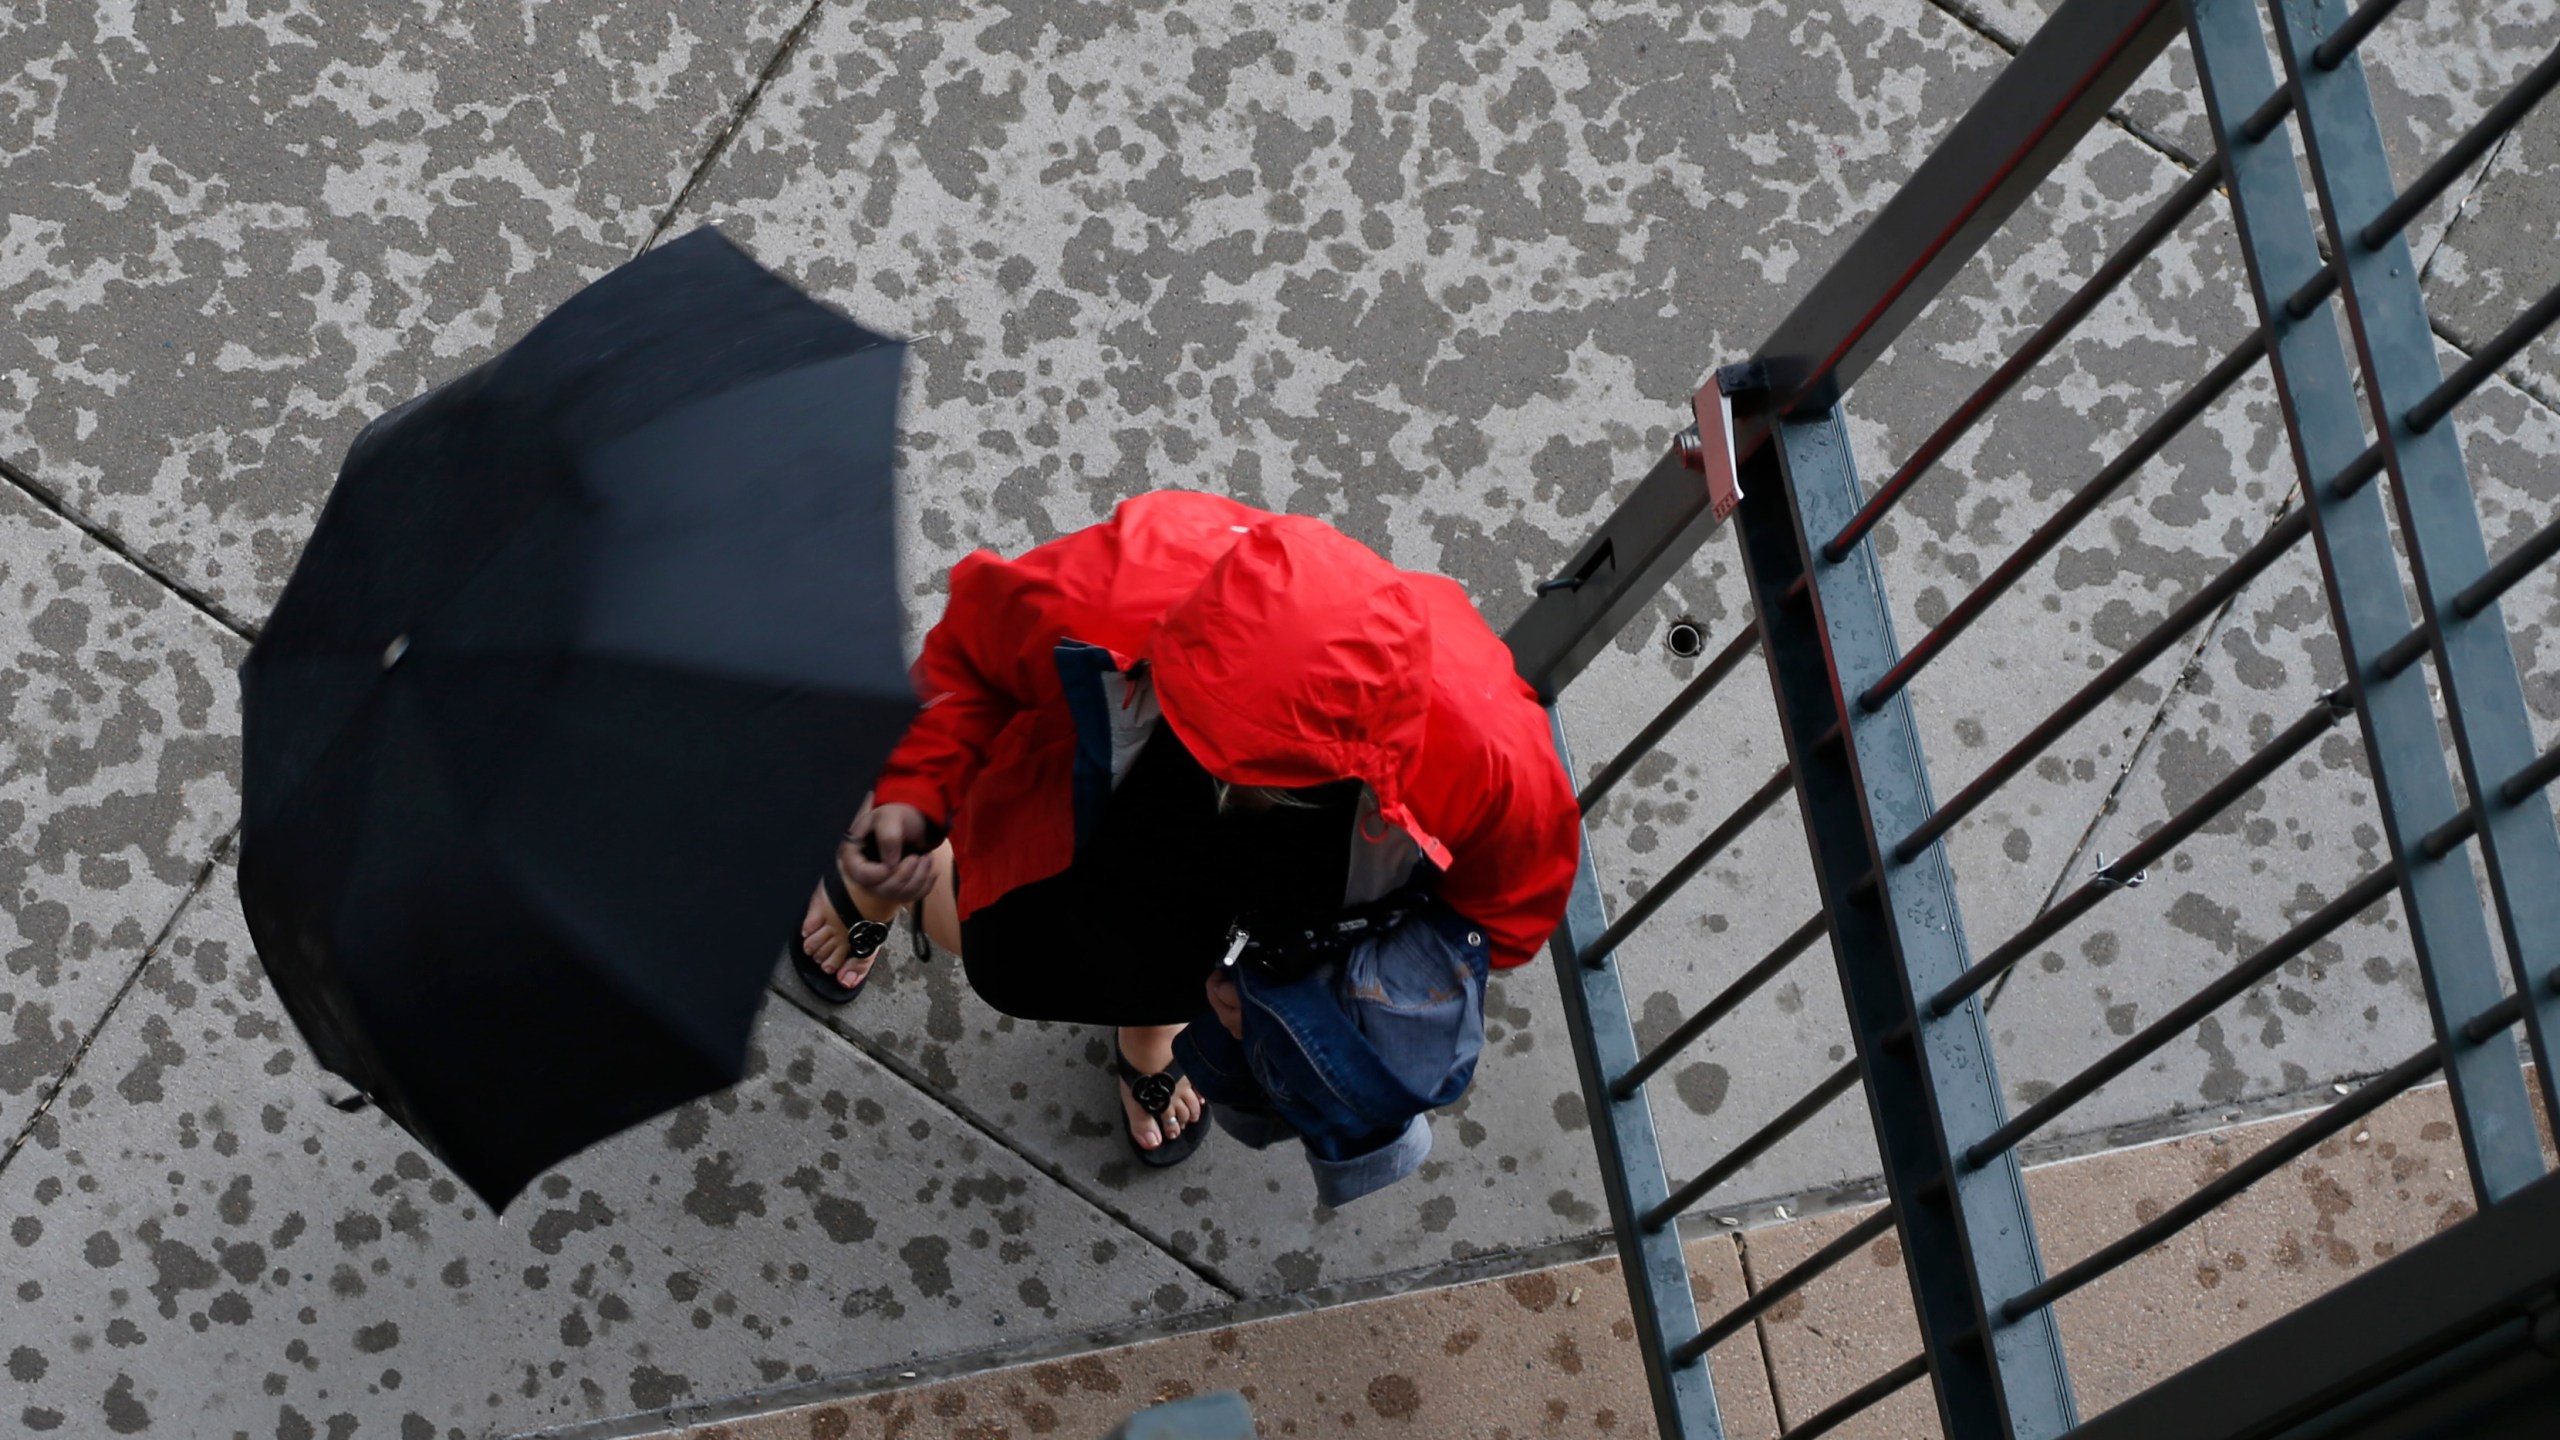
[2429,85,2560,415]
[1743,1080,2496,1438]
[1964,0,2560,273]
[618,1238,1776,1440]
[778,950,1611,1300]
[0,484,242,1148]
[2,863,1213,1439]
[618,1083,2504,1439]
[0,0,806,620]
[1987,339,2560,1141]
[10,0,2560,1436]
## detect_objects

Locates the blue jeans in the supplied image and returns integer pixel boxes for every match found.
[1177,901,1490,1206]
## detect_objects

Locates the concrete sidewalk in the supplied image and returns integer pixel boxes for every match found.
[610,1080,2497,1439]
[7,2,2560,1437]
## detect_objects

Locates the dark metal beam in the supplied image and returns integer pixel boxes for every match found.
[1825,156,2227,560]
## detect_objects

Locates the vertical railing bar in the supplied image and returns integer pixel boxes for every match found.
[2372,614,2432,678]
[2452,508,2560,616]
[2329,435,2389,497]
[2310,0,2411,69]
[2283,260,2342,319]
[1778,1353,1936,1440]
[1856,330,2270,712]
[2409,279,2560,434]
[1612,911,1830,1100]
[2421,735,2560,855]
[1824,156,2228,560]
[1895,505,2314,861]
[2499,741,2560,810]
[1964,862,2401,1165]
[2356,43,2560,251]
[1998,1040,2446,1317]
[2171,0,2550,1203]
[2272,0,2560,1153]
[1579,626,1765,813]
[1578,764,1796,968]
[2242,85,2295,141]
[2461,989,2532,1045]
[1929,686,2353,1013]
[1642,1059,1864,1231]
[1539,710,1728,1440]
[1673,1206,1902,1363]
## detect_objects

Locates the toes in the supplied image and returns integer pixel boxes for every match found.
[1121,1084,1163,1149]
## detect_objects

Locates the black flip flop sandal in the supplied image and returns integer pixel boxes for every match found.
[791,862,889,1005]
[1114,1045,1210,1168]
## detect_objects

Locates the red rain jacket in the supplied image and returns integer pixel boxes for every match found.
[870,491,1579,970]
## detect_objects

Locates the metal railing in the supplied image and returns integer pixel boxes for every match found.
[1508,0,2560,1436]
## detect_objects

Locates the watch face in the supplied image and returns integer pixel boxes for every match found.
[1130,1073,1177,1113]
[846,919,891,959]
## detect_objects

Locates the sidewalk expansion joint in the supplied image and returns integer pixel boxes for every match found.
[638,0,830,256]
[1918,0,2208,172]
[0,455,260,643]
[1987,493,2297,1013]
[509,1225,1623,1440]
[2413,130,2515,290]
[1731,1230,1799,1432]
[767,981,1249,1304]
[1927,0,2560,441]
[0,826,239,1181]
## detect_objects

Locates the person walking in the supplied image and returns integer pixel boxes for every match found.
[797,490,1577,1194]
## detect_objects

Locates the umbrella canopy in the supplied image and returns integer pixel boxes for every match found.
[239,228,915,1210]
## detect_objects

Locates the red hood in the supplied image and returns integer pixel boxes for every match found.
[1147,516,1453,868]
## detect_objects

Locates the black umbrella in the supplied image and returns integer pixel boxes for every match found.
[239,228,915,1209]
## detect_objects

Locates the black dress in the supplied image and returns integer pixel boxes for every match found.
[956,725,1358,1026]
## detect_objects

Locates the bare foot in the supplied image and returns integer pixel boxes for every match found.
[801,841,888,987]
[1117,1023,1202,1151]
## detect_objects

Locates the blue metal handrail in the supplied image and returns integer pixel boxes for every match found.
[1508,0,2560,1433]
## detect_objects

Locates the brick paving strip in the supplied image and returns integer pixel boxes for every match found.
[586,1078,2497,1440]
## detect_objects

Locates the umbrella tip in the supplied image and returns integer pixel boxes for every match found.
[381,634,410,670]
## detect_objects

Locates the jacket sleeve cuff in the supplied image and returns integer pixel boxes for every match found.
[868,777,950,836]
